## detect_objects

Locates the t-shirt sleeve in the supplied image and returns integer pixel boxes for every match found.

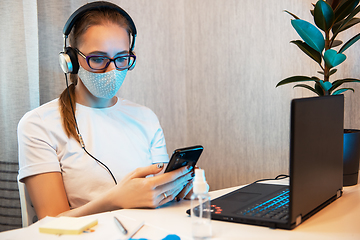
[17,110,61,182]
[150,127,169,164]
[147,111,169,164]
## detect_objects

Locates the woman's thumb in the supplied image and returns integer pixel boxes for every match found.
[131,163,164,178]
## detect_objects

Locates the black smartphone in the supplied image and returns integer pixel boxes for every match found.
[164,145,203,173]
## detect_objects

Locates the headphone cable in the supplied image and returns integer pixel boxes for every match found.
[65,73,117,185]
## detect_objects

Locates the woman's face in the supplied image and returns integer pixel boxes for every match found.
[77,23,130,73]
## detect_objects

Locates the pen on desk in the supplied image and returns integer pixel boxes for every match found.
[114,216,128,235]
[128,221,145,239]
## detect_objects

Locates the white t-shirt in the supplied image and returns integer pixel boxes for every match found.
[18,97,169,208]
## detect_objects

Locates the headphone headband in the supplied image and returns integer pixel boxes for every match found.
[59,1,137,74]
[63,1,137,38]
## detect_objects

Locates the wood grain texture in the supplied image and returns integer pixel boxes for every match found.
[180,0,359,190]
[35,0,360,190]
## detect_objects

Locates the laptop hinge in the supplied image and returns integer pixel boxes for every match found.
[295,215,302,226]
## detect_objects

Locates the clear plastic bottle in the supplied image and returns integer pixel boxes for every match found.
[191,169,212,239]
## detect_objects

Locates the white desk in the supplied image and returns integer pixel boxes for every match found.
[1,178,360,240]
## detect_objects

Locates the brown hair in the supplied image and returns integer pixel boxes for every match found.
[59,8,132,143]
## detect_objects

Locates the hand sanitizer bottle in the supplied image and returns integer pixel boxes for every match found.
[191,169,212,239]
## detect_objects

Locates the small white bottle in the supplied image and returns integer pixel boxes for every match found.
[191,169,212,239]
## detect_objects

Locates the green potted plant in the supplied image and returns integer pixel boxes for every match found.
[276,0,360,186]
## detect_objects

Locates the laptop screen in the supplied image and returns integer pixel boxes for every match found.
[289,95,344,225]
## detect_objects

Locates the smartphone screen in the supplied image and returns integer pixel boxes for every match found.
[164,145,203,173]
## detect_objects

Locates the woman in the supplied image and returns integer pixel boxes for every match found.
[17,2,193,219]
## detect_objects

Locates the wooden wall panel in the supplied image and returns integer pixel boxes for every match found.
[37,0,360,191]
[181,0,360,190]
[117,0,188,152]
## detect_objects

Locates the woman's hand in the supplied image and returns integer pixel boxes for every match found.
[109,163,194,209]
[175,166,203,201]
[176,181,194,201]
[25,163,194,219]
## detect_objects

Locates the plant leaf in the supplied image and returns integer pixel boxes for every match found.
[284,10,300,19]
[290,40,322,64]
[314,0,335,31]
[327,0,343,10]
[276,76,317,87]
[318,69,337,77]
[333,0,360,23]
[330,78,360,92]
[339,32,360,53]
[331,39,343,47]
[329,68,338,75]
[293,84,322,96]
[324,49,346,68]
[315,81,325,95]
[291,19,325,53]
[332,19,343,32]
[332,18,360,33]
[320,80,333,91]
[332,4,360,41]
[341,17,360,31]
[332,88,355,95]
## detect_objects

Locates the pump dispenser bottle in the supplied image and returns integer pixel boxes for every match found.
[191,169,212,239]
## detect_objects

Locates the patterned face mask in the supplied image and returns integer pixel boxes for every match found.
[77,65,127,99]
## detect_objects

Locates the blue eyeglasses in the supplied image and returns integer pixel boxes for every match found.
[76,48,136,71]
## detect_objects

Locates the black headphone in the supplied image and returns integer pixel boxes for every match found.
[59,1,137,74]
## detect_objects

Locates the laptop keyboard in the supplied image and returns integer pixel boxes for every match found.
[236,188,289,220]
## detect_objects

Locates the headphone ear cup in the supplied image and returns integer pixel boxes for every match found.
[59,47,79,74]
